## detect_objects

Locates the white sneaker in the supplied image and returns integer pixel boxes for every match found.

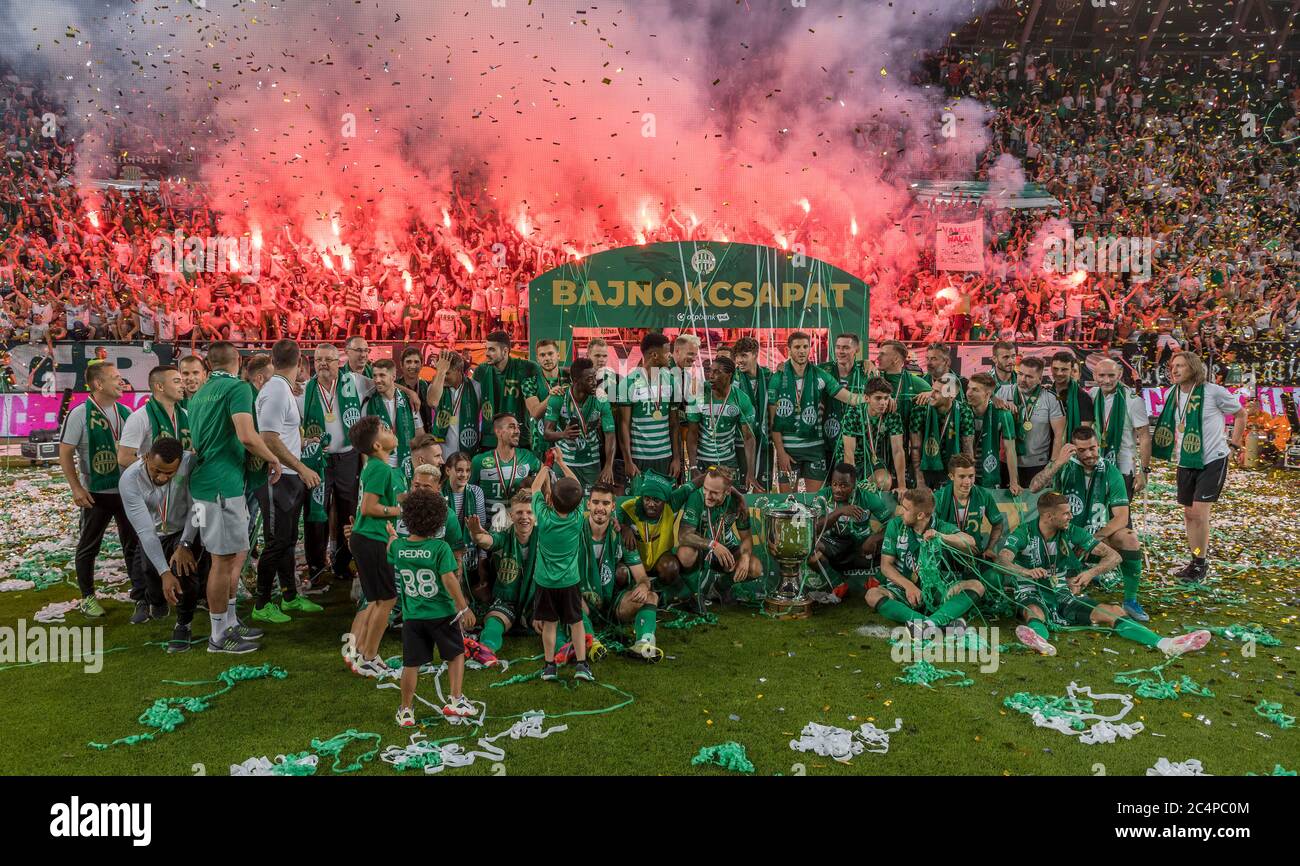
[630,635,663,663]
[442,696,476,718]
[395,706,415,727]
[1159,629,1211,657]
[348,578,361,603]
[1015,624,1057,656]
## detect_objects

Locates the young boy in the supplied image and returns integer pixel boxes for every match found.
[345,415,408,678]
[388,487,476,726]
[530,451,594,683]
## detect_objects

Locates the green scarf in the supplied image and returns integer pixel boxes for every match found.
[1152,384,1206,469]
[145,398,190,449]
[819,360,865,443]
[771,361,822,442]
[491,528,537,609]
[1058,380,1083,440]
[1094,385,1129,466]
[1012,386,1044,458]
[85,399,131,492]
[919,403,963,471]
[301,373,364,452]
[735,366,770,438]
[430,381,482,453]
[367,389,417,483]
[972,401,1008,487]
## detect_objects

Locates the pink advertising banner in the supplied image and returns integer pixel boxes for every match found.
[0,393,150,438]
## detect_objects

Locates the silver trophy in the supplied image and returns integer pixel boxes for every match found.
[763,501,815,619]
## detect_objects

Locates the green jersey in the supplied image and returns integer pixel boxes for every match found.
[770,361,844,452]
[881,516,958,578]
[489,528,537,610]
[354,456,407,543]
[530,489,585,590]
[970,401,1016,487]
[544,388,614,468]
[1002,520,1099,590]
[470,447,543,514]
[1052,457,1128,533]
[533,370,569,444]
[734,366,772,440]
[580,522,643,612]
[881,370,932,436]
[389,537,459,620]
[188,370,252,501]
[909,401,974,472]
[857,409,904,474]
[686,386,755,464]
[473,357,546,451]
[932,483,1004,552]
[818,360,868,446]
[825,483,895,541]
[617,365,677,461]
[679,488,751,550]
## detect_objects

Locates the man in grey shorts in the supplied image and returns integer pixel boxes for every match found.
[1009,356,1065,489]
[186,342,282,654]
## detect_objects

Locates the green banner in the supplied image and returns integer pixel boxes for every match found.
[527,241,869,352]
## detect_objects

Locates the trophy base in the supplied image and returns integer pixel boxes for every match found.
[764,595,814,620]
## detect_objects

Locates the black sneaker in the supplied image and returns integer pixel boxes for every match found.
[150,603,170,620]
[540,662,559,681]
[129,601,151,625]
[573,661,595,682]
[1171,560,1195,580]
[207,633,260,654]
[166,624,193,653]
[1180,560,1209,585]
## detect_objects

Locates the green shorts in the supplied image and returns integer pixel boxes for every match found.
[783,446,827,482]
[629,456,675,490]
[1014,581,1096,628]
[568,462,602,495]
[873,579,918,609]
[694,456,738,479]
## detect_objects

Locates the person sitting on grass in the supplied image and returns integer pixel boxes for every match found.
[675,466,763,611]
[806,461,895,597]
[868,487,980,639]
[1028,427,1150,621]
[580,482,662,663]
[388,486,476,727]
[999,492,1210,658]
[618,471,693,604]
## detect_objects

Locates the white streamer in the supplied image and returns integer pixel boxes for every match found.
[1147,757,1211,776]
[230,753,321,776]
[380,714,568,775]
[789,718,903,761]
[1022,683,1144,745]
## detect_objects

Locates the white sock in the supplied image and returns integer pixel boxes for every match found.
[226,598,239,626]
[210,612,226,642]
[1157,637,1173,653]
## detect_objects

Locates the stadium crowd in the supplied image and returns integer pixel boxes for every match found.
[0,52,1297,380]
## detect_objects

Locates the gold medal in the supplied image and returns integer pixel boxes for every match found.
[1023,420,1033,432]
[652,410,664,421]
[325,411,337,423]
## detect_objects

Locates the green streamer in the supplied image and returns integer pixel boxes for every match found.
[662,610,719,630]
[691,741,755,774]
[88,664,288,750]
[1254,700,1296,730]
[895,660,972,688]
[1190,623,1282,647]
[1003,692,1093,730]
[1113,657,1214,701]
[309,729,382,773]
[1246,765,1296,777]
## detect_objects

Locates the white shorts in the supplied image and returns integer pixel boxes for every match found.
[193,495,251,556]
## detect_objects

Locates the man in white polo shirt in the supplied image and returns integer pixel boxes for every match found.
[1150,351,1245,584]
[252,340,323,624]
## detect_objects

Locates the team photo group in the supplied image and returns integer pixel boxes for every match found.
[61,326,1237,728]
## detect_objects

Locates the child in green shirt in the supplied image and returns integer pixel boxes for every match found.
[529,450,595,683]
[346,415,408,678]
[388,487,477,726]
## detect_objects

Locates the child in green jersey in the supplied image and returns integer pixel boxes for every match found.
[388,487,476,726]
